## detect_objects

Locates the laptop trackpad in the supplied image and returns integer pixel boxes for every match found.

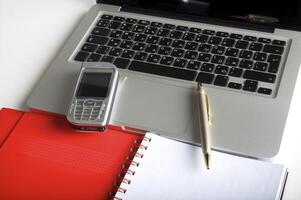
[111,76,198,141]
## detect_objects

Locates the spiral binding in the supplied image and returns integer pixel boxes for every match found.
[112,136,152,200]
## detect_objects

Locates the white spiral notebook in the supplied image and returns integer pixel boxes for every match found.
[113,133,287,200]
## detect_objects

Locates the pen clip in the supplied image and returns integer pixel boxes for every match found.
[205,94,211,124]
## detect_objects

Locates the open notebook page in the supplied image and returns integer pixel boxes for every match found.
[115,133,287,200]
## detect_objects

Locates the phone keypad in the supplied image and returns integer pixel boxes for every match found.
[73,99,105,121]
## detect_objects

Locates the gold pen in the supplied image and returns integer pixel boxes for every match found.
[196,83,211,169]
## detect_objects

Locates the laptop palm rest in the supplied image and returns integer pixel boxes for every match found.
[111,75,199,142]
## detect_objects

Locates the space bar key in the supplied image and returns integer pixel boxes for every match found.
[128,61,197,81]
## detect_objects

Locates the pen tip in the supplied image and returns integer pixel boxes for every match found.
[204,153,211,170]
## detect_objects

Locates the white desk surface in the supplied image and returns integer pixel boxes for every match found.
[0,0,300,199]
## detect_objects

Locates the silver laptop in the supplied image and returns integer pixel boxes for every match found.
[27,0,301,158]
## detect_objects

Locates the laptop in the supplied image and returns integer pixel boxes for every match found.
[27,0,301,158]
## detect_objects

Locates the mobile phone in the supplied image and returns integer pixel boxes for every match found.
[67,62,118,131]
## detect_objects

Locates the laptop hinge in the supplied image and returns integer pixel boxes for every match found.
[120,4,275,33]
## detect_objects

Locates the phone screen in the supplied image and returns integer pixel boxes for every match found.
[76,72,112,98]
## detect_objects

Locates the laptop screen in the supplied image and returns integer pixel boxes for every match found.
[100,0,301,31]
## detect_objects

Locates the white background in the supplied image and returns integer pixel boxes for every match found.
[0,0,301,199]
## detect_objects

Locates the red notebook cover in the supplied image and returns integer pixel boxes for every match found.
[0,108,143,200]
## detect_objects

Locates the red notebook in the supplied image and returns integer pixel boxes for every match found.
[0,108,143,200]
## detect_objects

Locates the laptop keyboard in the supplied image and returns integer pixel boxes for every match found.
[74,14,288,96]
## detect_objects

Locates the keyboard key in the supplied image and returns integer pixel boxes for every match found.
[134,34,147,42]
[272,40,286,46]
[196,72,215,84]
[176,25,188,31]
[126,18,138,24]
[170,31,183,39]
[113,16,125,21]
[109,21,121,29]
[160,56,174,65]
[107,38,121,47]
[174,58,187,68]
[183,32,196,41]
[198,44,212,52]
[159,38,172,46]
[129,61,196,81]
[211,46,225,55]
[163,24,175,29]
[268,62,280,74]
[120,40,133,49]
[200,63,214,73]
[171,49,184,57]
[74,51,89,61]
[228,82,242,89]
[101,14,113,20]
[189,27,202,33]
[134,52,148,61]
[146,36,160,44]
[109,47,122,57]
[132,42,146,51]
[92,27,110,36]
[254,62,268,71]
[185,42,198,50]
[243,80,258,92]
[157,29,170,37]
[215,65,229,75]
[258,38,271,44]
[243,35,257,41]
[239,50,253,59]
[122,32,135,40]
[172,40,185,48]
[87,35,108,45]
[229,67,243,77]
[235,40,249,49]
[203,29,215,35]
[258,87,272,95]
[225,57,239,67]
[214,75,229,86]
[253,52,267,61]
[97,45,110,54]
[114,58,130,69]
[187,61,201,70]
[145,44,159,53]
[150,22,163,27]
[211,55,225,64]
[267,54,281,73]
[195,34,209,43]
[81,43,98,52]
[198,53,211,62]
[221,38,235,47]
[145,27,158,35]
[147,54,161,63]
[87,53,101,62]
[110,30,123,38]
[138,20,150,25]
[184,51,198,60]
[243,70,276,83]
[249,42,263,51]
[101,55,114,63]
[263,45,284,54]
[97,19,110,27]
[121,50,135,59]
[208,36,222,45]
[132,25,145,33]
[158,46,172,55]
[225,48,239,57]
[216,31,229,37]
[230,33,243,39]
[239,59,253,69]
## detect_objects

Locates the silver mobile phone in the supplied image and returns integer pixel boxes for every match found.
[67,62,119,131]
